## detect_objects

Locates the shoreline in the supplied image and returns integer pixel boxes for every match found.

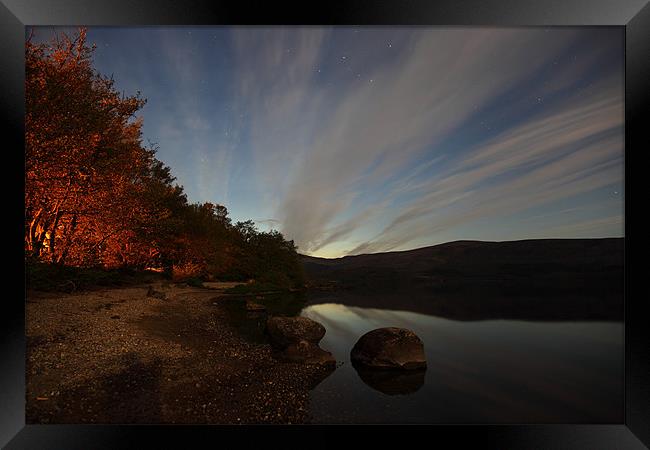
[26,283,331,424]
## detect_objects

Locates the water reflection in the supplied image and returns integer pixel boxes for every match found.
[306,288,622,321]
[353,364,426,395]
[301,299,623,424]
[220,293,337,391]
[220,288,622,423]
[221,292,308,343]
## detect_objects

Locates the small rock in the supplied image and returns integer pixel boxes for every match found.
[146,286,166,300]
[245,301,266,312]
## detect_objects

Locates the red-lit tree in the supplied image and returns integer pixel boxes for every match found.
[25,28,304,288]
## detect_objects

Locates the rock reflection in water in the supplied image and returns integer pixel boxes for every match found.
[353,363,426,395]
[221,292,307,344]
[301,301,623,423]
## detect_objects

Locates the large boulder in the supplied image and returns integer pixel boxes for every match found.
[277,340,336,368]
[266,316,326,349]
[350,327,427,370]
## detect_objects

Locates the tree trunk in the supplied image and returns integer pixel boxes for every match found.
[56,213,78,265]
[26,207,44,253]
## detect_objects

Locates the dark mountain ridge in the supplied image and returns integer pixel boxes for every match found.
[301,238,624,294]
[300,238,624,321]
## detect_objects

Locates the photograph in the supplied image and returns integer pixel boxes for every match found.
[24,25,625,425]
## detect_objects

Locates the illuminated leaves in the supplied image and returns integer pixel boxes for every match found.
[25,28,303,288]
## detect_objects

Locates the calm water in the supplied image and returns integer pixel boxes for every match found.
[299,292,623,424]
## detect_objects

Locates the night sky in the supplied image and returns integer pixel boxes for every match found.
[29,27,624,257]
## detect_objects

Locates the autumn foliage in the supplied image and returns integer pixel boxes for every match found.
[25,29,303,288]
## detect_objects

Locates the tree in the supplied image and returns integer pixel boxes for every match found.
[25,28,305,289]
[26,28,146,266]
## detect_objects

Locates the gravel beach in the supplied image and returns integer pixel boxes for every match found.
[26,283,333,424]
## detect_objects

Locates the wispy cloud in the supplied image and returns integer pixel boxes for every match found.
[227,28,622,255]
[71,27,623,257]
[531,215,623,237]
[350,81,623,254]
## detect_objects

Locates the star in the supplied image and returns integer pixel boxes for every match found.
[388,42,392,48]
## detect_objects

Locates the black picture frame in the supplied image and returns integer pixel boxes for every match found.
[2,0,648,448]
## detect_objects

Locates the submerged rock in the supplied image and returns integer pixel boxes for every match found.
[277,340,336,368]
[266,316,326,349]
[350,327,427,370]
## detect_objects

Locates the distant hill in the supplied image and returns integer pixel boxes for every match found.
[301,238,624,294]
[300,238,624,321]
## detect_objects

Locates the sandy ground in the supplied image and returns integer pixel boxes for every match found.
[26,282,333,424]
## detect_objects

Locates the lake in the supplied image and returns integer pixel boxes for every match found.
[299,290,623,424]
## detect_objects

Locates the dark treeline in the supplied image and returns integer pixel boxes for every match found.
[25,29,303,288]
